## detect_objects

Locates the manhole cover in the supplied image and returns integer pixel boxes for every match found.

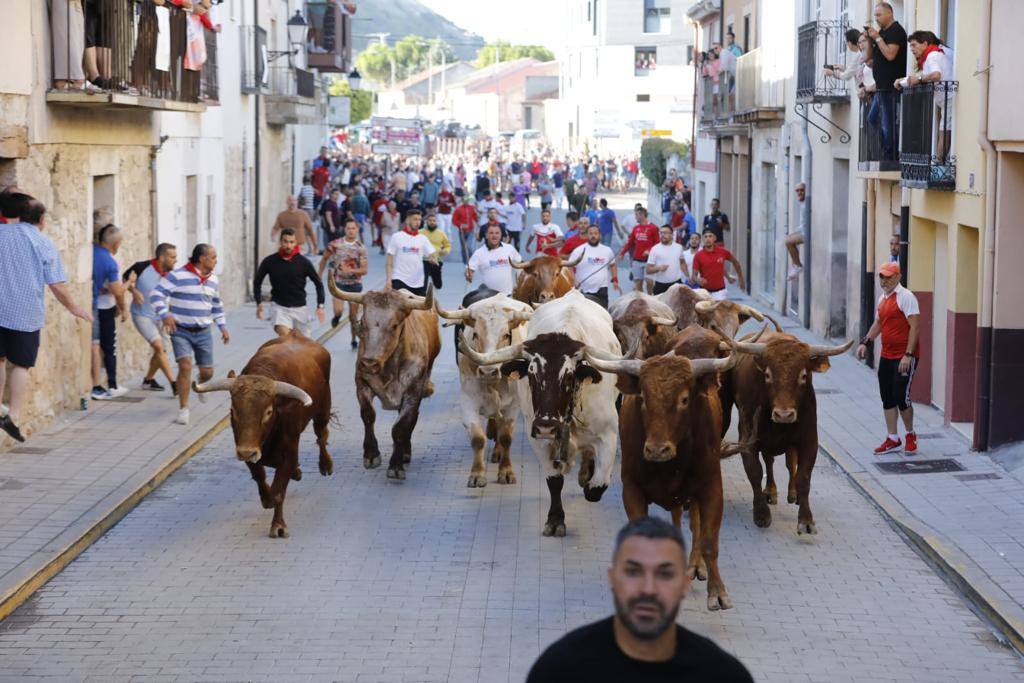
[110,396,146,403]
[874,458,964,474]
[954,472,1002,482]
[8,446,51,455]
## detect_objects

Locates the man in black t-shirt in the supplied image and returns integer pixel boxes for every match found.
[702,198,730,243]
[866,2,907,160]
[527,517,752,683]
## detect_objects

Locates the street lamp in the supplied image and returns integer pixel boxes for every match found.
[347,68,362,90]
[267,10,307,63]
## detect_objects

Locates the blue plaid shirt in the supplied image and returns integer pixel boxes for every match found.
[0,222,68,332]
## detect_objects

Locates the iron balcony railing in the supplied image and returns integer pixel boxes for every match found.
[305,0,352,73]
[240,25,268,93]
[736,48,784,113]
[857,91,901,172]
[900,81,957,190]
[698,74,734,124]
[796,20,850,103]
[267,66,317,99]
[49,0,218,106]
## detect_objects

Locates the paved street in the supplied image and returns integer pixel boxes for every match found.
[1,205,1022,681]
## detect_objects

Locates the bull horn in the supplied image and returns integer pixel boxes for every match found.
[764,312,784,332]
[690,352,738,377]
[694,300,721,315]
[739,304,765,322]
[460,330,524,366]
[807,338,856,358]
[583,350,642,377]
[192,377,235,393]
[510,259,529,270]
[400,283,434,311]
[720,340,767,356]
[584,344,627,362]
[327,277,365,304]
[434,299,472,321]
[273,381,313,407]
[560,253,584,268]
[510,310,533,323]
[650,314,677,327]
[749,323,770,343]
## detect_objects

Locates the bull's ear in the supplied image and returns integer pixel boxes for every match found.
[227,370,237,379]
[575,361,603,385]
[615,374,640,395]
[809,356,832,373]
[501,359,529,380]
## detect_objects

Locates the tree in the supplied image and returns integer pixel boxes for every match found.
[355,42,394,86]
[355,36,456,87]
[474,42,555,68]
[327,78,372,124]
[640,138,691,187]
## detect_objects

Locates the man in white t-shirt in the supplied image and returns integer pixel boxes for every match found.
[682,231,701,286]
[465,223,522,294]
[646,225,690,295]
[385,209,437,296]
[569,224,621,309]
[477,191,502,228]
[503,197,526,252]
[525,209,564,257]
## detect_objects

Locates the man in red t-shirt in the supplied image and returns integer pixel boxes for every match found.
[617,207,660,293]
[436,185,456,238]
[559,212,587,257]
[311,165,330,208]
[452,194,480,264]
[690,228,746,299]
[856,261,921,455]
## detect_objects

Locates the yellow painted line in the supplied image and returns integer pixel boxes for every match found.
[0,316,351,622]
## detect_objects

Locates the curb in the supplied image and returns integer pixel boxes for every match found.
[818,436,1024,656]
[0,318,349,623]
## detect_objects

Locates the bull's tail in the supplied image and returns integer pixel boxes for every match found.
[328,410,344,429]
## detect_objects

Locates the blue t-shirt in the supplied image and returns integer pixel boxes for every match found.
[683,212,697,236]
[596,208,616,235]
[584,209,599,227]
[552,171,564,188]
[92,245,119,306]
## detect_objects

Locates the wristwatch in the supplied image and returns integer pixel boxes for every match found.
[903,352,913,358]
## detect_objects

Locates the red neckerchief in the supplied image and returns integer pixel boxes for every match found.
[917,44,941,70]
[278,245,300,261]
[185,261,212,283]
[149,259,169,276]
[402,227,418,237]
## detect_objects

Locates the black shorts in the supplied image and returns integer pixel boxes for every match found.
[652,280,679,295]
[0,326,41,369]
[391,279,426,297]
[336,282,363,293]
[583,288,609,309]
[84,0,109,48]
[877,356,917,410]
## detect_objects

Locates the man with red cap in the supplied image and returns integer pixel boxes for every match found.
[856,261,920,455]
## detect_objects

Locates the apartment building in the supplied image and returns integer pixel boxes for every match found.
[547,0,696,155]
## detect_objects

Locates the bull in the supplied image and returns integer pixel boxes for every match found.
[585,325,739,610]
[328,280,441,480]
[694,299,782,338]
[436,293,533,487]
[721,332,853,535]
[608,291,677,359]
[193,333,331,539]
[461,290,619,537]
[511,254,581,305]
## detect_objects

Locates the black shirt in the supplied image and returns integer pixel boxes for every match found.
[527,617,753,683]
[871,21,908,90]
[478,220,509,242]
[702,212,729,243]
[254,252,325,308]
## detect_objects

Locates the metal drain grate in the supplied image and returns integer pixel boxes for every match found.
[874,458,965,474]
[8,446,52,454]
[954,472,1002,482]
[110,396,146,403]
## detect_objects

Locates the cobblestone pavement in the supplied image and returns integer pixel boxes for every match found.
[1,265,1022,682]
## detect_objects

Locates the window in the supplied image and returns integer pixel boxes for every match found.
[635,47,657,76]
[643,0,670,34]
[637,94,650,102]
[937,0,957,49]
[587,1,591,22]
[687,46,694,64]
[592,0,598,35]
[743,15,750,51]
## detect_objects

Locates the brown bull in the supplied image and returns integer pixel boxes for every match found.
[694,299,781,339]
[194,333,332,539]
[511,254,580,305]
[721,332,853,535]
[608,291,678,359]
[585,327,738,611]
[329,280,441,480]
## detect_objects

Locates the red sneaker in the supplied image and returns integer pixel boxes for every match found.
[874,437,902,455]
[904,432,917,454]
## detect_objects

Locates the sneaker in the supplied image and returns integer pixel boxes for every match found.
[787,265,803,280]
[904,432,918,454]
[107,386,130,399]
[873,436,903,455]
[174,408,190,425]
[331,314,342,328]
[351,339,358,350]
[91,386,112,401]
[142,378,164,391]
[0,414,25,443]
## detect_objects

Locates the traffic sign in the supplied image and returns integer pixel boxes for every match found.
[641,129,673,138]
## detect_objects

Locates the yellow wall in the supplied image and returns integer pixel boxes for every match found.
[988,0,1024,143]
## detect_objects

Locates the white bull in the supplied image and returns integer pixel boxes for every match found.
[461,289,621,537]
[436,294,533,488]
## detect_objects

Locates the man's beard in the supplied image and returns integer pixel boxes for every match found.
[588,238,600,246]
[613,592,679,640]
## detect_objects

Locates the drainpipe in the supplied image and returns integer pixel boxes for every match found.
[745,130,752,294]
[149,134,169,247]
[860,179,876,368]
[253,0,262,297]
[973,0,996,451]
[801,110,812,329]
[781,122,790,309]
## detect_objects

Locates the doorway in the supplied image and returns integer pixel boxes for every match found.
[760,163,777,300]
[830,159,849,337]
[931,222,948,412]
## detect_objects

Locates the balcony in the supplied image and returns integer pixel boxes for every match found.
[735,48,784,121]
[240,25,268,94]
[697,75,737,132]
[857,91,901,174]
[305,1,352,73]
[264,67,322,125]
[900,81,957,191]
[46,0,217,112]
[796,20,850,104]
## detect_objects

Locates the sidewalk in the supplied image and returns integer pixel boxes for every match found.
[731,290,1024,654]
[0,294,347,620]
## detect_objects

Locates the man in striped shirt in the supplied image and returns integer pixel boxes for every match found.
[149,244,231,426]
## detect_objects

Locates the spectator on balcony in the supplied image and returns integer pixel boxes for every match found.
[83,0,112,89]
[51,0,102,92]
[714,43,737,108]
[865,2,907,161]
[726,31,744,57]
[825,30,874,89]
[698,49,723,116]
[897,31,955,163]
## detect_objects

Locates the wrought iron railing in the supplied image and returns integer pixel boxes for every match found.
[305,0,352,73]
[240,25,268,93]
[200,28,219,103]
[48,0,217,105]
[796,20,850,103]
[267,66,317,99]
[857,91,901,172]
[900,81,957,190]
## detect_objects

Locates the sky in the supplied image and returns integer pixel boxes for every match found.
[417,0,567,54]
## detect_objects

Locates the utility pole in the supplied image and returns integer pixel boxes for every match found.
[427,43,434,105]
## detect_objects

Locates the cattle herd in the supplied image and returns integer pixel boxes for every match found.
[194,255,852,610]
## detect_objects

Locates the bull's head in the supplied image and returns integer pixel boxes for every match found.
[460,332,602,439]
[511,254,581,303]
[726,336,854,423]
[612,300,676,360]
[695,300,780,338]
[585,350,736,462]
[193,372,312,463]
[436,296,532,380]
[329,280,433,374]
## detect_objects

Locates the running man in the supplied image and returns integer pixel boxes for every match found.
[571,224,621,309]
[123,243,178,392]
[385,209,437,296]
[321,217,368,349]
[525,208,564,257]
[785,183,807,280]
[254,228,326,337]
[465,223,522,295]
[645,225,690,295]
[691,229,746,300]
[617,207,660,293]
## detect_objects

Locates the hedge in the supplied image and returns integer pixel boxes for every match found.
[640,138,690,187]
